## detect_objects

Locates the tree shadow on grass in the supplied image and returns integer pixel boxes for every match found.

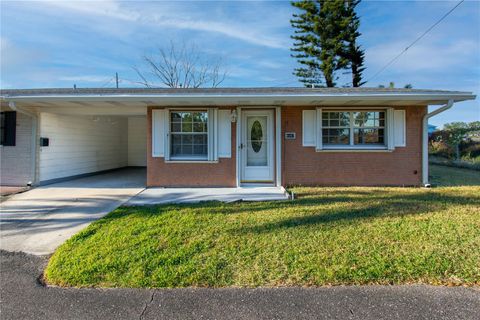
[231,191,480,235]
[83,186,480,240]
[112,188,480,218]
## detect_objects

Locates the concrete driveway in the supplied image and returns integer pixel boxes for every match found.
[0,168,145,255]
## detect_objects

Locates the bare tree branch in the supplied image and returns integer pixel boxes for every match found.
[134,41,227,88]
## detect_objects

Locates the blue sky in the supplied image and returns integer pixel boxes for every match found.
[1,0,479,127]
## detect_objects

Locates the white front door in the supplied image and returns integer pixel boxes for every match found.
[241,110,274,183]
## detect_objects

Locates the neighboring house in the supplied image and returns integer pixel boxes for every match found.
[0,88,475,187]
[428,124,437,137]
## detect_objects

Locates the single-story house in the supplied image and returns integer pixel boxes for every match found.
[0,87,475,188]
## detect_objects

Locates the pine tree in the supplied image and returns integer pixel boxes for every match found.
[290,0,365,87]
[342,0,365,87]
[291,1,323,87]
[316,0,349,87]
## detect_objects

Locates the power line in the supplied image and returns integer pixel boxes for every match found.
[365,0,465,85]
[100,77,115,88]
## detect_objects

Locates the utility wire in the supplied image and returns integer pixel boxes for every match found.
[100,77,115,88]
[365,0,465,85]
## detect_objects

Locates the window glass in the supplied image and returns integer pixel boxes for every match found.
[322,110,386,147]
[322,112,351,145]
[170,111,208,159]
[0,112,5,145]
[353,111,385,145]
[354,128,385,144]
[322,128,350,144]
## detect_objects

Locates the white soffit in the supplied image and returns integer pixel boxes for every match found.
[2,89,475,108]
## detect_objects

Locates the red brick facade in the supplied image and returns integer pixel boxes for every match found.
[282,106,426,186]
[146,107,237,187]
[146,105,426,187]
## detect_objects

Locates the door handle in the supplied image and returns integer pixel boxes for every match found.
[239,143,244,149]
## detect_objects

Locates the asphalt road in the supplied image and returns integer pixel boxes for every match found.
[1,250,479,320]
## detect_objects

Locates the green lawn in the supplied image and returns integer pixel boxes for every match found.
[45,165,480,288]
[430,163,480,186]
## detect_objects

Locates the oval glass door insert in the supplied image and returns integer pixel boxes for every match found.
[251,120,263,152]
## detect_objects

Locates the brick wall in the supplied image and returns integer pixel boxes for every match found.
[282,105,426,186]
[146,105,426,187]
[146,107,237,187]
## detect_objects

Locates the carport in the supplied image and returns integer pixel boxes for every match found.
[2,90,148,187]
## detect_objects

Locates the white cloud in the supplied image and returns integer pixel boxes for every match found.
[0,37,42,71]
[42,0,137,21]
[38,0,289,49]
[255,60,286,69]
[58,75,112,83]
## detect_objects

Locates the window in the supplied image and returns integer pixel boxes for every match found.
[170,111,208,160]
[0,112,5,145]
[322,112,350,145]
[353,111,385,145]
[322,111,386,148]
[0,111,16,146]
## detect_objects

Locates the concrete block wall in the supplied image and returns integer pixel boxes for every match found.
[0,111,33,186]
[38,113,128,182]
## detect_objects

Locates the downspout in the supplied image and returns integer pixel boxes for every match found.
[8,101,38,186]
[422,99,454,187]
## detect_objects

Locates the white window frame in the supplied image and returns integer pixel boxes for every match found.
[319,109,389,151]
[165,109,218,162]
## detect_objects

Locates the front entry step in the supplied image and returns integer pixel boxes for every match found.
[126,187,290,205]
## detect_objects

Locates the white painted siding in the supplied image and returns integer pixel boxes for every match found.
[39,113,128,182]
[128,117,147,166]
[0,111,33,186]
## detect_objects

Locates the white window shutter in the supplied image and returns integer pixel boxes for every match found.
[152,109,165,157]
[315,108,323,151]
[394,110,406,147]
[386,107,395,150]
[207,108,217,161]
[218,110,232,158]
[302,110,316,147]
[164,109,170,160]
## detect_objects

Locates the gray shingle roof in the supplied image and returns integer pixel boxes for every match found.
[0,87,473,97]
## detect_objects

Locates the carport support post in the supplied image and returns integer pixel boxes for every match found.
[422,99,454,187]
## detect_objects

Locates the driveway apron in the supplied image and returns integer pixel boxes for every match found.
[0,168,145,255]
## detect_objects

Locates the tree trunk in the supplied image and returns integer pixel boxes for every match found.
[455,144,461,160]
[325,74,334,87]
[351,63,359,87]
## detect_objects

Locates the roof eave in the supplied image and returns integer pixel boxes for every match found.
[1,92,476,104]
